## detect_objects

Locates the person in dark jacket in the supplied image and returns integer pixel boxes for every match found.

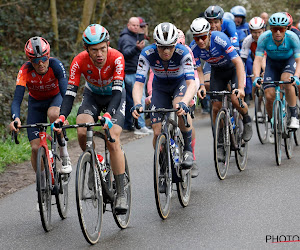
[118,17,153,135]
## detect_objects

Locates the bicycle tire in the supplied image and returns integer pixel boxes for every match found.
[235,114,248,171]
[294,104,300,146]
[154,133,172,219]
[36,146,52,232]
[255,93,268,144]
[274,101,282,166]
[113,152,131,229]
[176,132,191,207]
[55,172,69,219]
[214,110,230,180]
[76,151,103,245]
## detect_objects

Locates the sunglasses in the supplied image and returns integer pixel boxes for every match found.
[31,56,49,64]
[193,34,208,42]
[157,45,175,50]
[270,26,286,33]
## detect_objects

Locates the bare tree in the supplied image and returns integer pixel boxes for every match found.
[50,0,59,54]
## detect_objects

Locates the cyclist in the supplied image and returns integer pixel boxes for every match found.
[253,13,300,129]
[9,36,72,175]
[132,22,202,169]
[145,29,203,178]
[190,18,253,142]
[201,5,240,114]
[54,24,128,214]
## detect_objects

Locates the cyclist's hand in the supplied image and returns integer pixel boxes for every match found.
[9,118,21,132]
[291,76,300,86]
[232,88,244,98]
[100,112,113,130]
[197,85,206,100]
[145,95,152,105]
[253,77,263,88]
[52,115,66,133]
[131,104,143,119]
[176,102,189,116]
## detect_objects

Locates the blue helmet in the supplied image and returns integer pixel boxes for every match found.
[230,6,246,18]
[269,12,289,26]
[82,24,109,45]
[223,12,234,21]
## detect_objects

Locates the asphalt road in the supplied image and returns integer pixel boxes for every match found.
[1,112,300,249]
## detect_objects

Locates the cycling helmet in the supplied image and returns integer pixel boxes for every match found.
[190,18,211,35]
[284,12,293,27]
[24,36,50,59]
[249,17,265,30]
[204,5,224,20]
[177,29,186,45]
[153,22,178,46]
[268,12,289,26]
[223,12,234,21]
[230,6,246,17]
[82,24,109,46]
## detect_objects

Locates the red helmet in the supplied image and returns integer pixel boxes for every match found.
[24,36,50,59]
[285,12,293,27]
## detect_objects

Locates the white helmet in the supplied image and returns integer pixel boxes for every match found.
[249,17,265,30]
[153,22,178,46]
[190,18,211,36]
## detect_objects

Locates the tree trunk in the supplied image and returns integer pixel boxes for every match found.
[96,0,107,24]
[50,0,59,55]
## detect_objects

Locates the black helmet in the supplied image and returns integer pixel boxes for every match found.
[204,5,224,20]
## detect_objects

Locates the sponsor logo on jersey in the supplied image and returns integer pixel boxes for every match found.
[70,61,80,80]
[114,56,123,75]
[214,35,227,47]
[175,48,184,55]
[145,48,155,55]
[207,55,225,63]
[225,46,234,54]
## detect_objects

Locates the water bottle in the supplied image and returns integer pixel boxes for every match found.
[97,153,107,174]
[230,116,236,130]
[170,138,179,164]
[48,150,54,165]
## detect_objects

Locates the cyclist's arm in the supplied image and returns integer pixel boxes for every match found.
[106,80,123,115]
[51,58,68,97]
[294,57,300,78]
[181,79,197,105]
[231,56,246,95]
[11,85,25,120]
[252,55,264,79]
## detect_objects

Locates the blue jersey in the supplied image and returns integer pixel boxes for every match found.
[136,43,195,84]
[256,30,300,60]
[221,18,239,50]
[236,23,250,48]
[190,31,239,68]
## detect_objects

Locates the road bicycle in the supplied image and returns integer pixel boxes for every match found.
[12,122,69,232]
[207,91,248,180]
[259,80,298,165]
[135,108,191,219]
[61,118,131,244]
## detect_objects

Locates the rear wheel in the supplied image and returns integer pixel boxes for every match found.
[214,110,230,180]
[273,101,282,166]
[36,146,52,232]
[235,114,248,171]
[76,151,103,245]
[255,91,268,144]
[113,152,131,229]
[154,133,172,219]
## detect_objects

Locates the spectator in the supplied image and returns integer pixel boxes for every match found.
[260,12,269,30]
[138,17,150,46]
[118,17,153,135]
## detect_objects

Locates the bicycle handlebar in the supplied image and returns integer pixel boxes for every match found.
[257,79,298,96]
[206,90,245,108]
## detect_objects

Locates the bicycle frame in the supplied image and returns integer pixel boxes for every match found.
[272,84,287,132]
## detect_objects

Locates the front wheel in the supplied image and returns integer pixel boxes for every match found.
[255,92,268,144]
[154,133,172,219]
[235,114,248,171]
[273,101,282,166]
[214,110,230,180]
[113,152,131,229]
[36,146,52,232]
[75,151,103,245]
[55,172,69,219]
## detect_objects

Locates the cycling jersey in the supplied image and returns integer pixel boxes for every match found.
[256,30,300,60]
[190,31,239,68]
[236,23,250,48]
[240,34,256,60]
[221,18,240,50]
[11,57,67,119]
[136,43,195,85]
[60,47,125,118]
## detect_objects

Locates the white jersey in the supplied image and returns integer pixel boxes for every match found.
[240,34,255,59]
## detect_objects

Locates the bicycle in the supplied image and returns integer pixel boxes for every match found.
[207,90,248,180]
[259,80,298,165]
[135,108,191,220]
[61,118,131,244]
[12,122,70,232]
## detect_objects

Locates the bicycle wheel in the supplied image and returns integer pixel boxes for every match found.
[255,92,268,144]
[154,133,172,219]
[273,101,282,166]
[113,152,131,229]
[294,104,300,146]
[36,146,52,232]
[76,151,103,245]
[176,132,191,207]
[55,171,69,219]
[214,110,230,180]
[235,114,248,171]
